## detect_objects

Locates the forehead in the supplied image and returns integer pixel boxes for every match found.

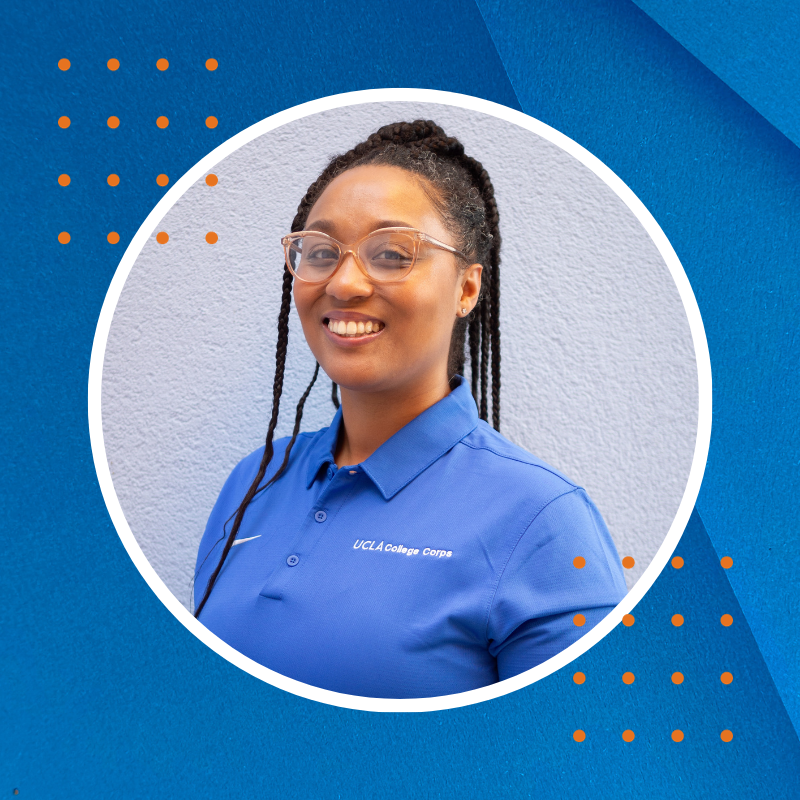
[306,164,444,234]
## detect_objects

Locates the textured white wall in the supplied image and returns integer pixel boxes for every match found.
[102,101,698,610]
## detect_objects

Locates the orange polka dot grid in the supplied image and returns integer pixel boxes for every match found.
[58,58,71,71]
[671,730,684,742]
[58,174,70,186]
[573,556,585,569]
[721,556,733,569]
[721,730,733,742]
[721,672,733,685]
[157,116,169,129]
[671,556,684,569]
[206,232,218,244]
[206,58,218,70]
[156,232,169,244]
[107,174,120,187]
[107,232,120,244]
[721,614,733,627]
[107,116,120,129]
[573,730,586,742]
[573,672,586,685]
[205,173,218,186]
[156,174,169,187]
[671,672,684,684]
[206,116,218,129]
[622,730,635,742]
[58,116,71,129]
[622,672,635,684]
[107,58,120,71]
[622,614,635,627]
[157,58,169,71]
[622,556,635,569]
[671,614,684,627]
[58,232,71,244]
[572,613,586,627]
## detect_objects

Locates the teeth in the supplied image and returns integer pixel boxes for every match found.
[327,319,383,336]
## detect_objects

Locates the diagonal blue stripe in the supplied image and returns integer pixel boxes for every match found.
[629,0,800,150]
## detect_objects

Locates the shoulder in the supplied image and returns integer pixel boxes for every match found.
[219,429,320,497]
[457,419,579,507]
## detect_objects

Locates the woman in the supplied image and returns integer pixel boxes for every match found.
[194,120,627,699]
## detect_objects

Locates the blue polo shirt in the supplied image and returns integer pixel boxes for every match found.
[195,374,627,699]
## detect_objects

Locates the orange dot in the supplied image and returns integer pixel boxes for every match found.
[720,672,733,685]
[157,58,169,71]
[672,672,684,684]
[622,556,635,569]
[58,58,71,71]
[720,730,733,742]
[671,730,684,742]
[721,556,733,569]
[156,174,169,187]
[107,58,120,71]
[206,116,218,129]
[58,116,71,129]
[156,231,169,244]
[156,116,169,129]
[206,58,218,70]
[58,231,70,244]
[573,672,586,685]
[721,614,733,627]
[622,671,635,684]
[671,614,684,627]
[206,231,218,244]
[671,556,684,569]
[58,174,71,186]
[573,613,586,627]
[573,556,585,569]
[107,232,120,244]
[107,116,120,129]
[622,614,635,627]
[573,730,586,742]
[205,173,218,186]
[622,730,635,742]
[107,174,120,187]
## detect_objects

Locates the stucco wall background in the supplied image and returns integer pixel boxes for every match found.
[101,101,699,610]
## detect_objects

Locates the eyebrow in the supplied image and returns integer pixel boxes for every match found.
[305,219,415,234]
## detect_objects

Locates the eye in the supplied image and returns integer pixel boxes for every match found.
[307,244,340,262]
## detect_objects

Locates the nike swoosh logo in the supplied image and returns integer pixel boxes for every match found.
[232,535,261,546]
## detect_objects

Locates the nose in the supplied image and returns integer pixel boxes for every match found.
[325,249,373,300]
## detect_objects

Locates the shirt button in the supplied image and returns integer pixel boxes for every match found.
[286,554,300,566]
[314,510,327,522]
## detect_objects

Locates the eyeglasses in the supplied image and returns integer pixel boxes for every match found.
[281,227,467,284]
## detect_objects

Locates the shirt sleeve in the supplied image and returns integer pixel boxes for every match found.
[486,486,628,680]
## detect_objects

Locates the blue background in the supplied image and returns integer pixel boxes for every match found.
[2,0,798,796]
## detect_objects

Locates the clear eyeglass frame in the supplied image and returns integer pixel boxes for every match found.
[281,227,467,284]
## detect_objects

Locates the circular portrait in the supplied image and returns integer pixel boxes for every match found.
[90,90,709,711]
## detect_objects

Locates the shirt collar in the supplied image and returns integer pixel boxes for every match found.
[304,374,479,500]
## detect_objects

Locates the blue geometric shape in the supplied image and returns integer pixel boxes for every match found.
[629,0,800,149]
[476,0,800,739]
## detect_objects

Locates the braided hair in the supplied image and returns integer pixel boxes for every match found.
[193,120,502,617]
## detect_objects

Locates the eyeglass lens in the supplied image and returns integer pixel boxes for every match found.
[287,231,417,281]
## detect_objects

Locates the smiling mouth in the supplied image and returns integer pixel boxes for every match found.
[324,318,385,338]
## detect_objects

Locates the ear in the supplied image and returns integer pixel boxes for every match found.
[457,263,483,314]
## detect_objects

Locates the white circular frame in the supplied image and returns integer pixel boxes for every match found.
[88,88,712,713]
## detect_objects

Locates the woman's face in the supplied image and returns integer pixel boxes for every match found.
[292,164,482,394]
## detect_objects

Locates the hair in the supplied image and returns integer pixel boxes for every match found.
[193,120,501,617]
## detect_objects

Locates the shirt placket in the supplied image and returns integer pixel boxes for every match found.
[258,464,361,600]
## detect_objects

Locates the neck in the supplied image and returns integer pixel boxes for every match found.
[333,372,453,467]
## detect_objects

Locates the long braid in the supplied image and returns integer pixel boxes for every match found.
[195,119,503,617]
